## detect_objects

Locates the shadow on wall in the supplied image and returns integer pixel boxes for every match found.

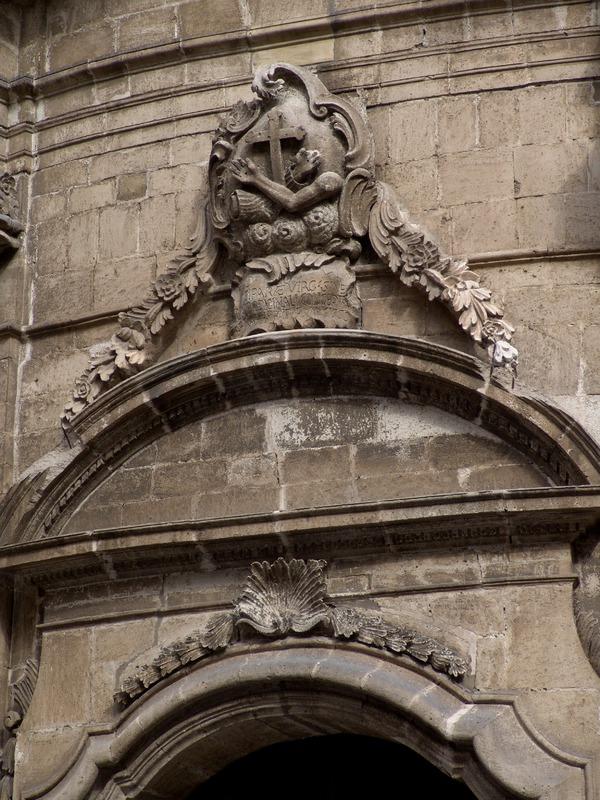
[186,734,476,800]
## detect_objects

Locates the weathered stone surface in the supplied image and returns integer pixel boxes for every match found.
[2,4,600,798]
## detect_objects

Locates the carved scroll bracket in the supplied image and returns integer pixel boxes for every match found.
[0,174,24,256]
[116,558,467,707]
[0,658,39,799]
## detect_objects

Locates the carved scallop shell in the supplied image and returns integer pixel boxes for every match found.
[237,557,330,635]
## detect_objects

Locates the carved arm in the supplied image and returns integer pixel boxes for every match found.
[229,158,343,212]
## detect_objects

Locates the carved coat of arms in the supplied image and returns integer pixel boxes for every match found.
[63,63,517,423]
[209,65,370,334]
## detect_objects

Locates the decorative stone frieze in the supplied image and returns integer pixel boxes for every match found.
[0,173,24,256]
[62,63,518,425]
[115,558,467,706]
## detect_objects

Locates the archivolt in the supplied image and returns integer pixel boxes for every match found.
[21,641,592,800]
[3,329,600,543]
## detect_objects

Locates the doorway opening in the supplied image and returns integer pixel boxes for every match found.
[185,733,476,799]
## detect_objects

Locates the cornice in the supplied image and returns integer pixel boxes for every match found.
[0,486,597,585]
[0,0,595,118]
[0,247,597,344]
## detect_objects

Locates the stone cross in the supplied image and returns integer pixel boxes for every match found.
[245,108,305,185]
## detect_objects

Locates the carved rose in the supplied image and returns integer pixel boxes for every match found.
[303,202,339,245]
[482,318,513,343]
[155,274,185,303]
[74,377,93,400]
[405,239,437,272]
[0,173,15,195]
[246,222,273,255]
[271,217,308,253]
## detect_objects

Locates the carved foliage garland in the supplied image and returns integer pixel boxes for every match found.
[62,207,219,421]
[63,62,519,425]
[367,182,517,368]
[115,558,468,706]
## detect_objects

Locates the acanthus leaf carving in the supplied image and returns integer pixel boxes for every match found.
[115,558,468,707]
[366,180,518,370]
[61,203,219,424]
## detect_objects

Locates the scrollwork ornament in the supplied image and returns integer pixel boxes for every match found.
[115,559,468,707]
[63,62,519,425]
[0,173,24,256]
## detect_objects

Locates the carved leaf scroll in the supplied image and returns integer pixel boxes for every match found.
[115,558,468,707]
[61,204,219,424]
[0,658,39,799]
[366,181,518,370]
[0,173,24,256]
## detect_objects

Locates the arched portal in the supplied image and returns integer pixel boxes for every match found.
[187,734,476,800]
[27,642,590,800]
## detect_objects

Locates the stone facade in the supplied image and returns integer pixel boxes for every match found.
[0,1,600,798]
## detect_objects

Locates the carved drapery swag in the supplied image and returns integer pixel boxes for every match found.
[115,558,468,707]
[63,63,518,424]
[0,173,23,256]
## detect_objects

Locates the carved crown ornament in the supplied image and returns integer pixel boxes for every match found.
[115,558,468,707]
[62,63,518,424]
[0,173,23,256]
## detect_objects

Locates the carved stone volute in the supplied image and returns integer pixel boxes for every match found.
[0,173,24,257]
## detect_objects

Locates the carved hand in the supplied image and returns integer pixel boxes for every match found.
[290,148,321,184]
[229,157,259,185]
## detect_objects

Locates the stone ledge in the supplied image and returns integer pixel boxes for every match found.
[0,0,594,108]
[0,247,597,344]
[1,486,598,584]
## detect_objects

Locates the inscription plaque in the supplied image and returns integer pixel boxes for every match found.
[232,256,360,335]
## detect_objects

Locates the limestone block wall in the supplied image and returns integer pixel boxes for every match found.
[0,4,599,796]
[64,399,548,533]
[0,0,598,491]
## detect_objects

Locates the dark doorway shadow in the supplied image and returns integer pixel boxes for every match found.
[185,733,476,800]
